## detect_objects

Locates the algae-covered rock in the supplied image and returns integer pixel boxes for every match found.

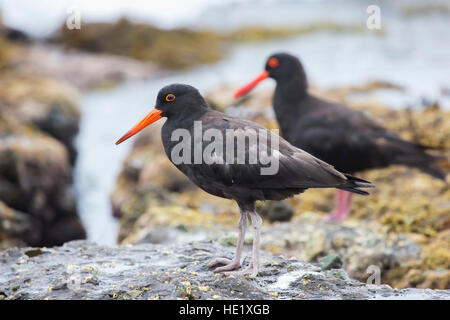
[224,23,367,42]
[319,254,343,271]
[54,18,223,70]
[1,240,449,300]
[259,213,421,284]
[0,72,81,162]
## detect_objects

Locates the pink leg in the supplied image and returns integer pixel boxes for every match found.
[323,189,345,222]
[223,210,262,278]
[335,192,353,222]
[208,210,248,272]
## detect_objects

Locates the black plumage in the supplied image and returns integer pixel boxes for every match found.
[235,53,447,221]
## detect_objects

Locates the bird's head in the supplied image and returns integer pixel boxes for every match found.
[234,52,307,98]
[115,84,206,145]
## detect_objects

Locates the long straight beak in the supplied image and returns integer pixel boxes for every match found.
[115,108,162,145]
[233,70,269,98]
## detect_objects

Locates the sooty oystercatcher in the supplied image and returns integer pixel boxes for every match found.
[116,83,374,277]
[234,53,447,222]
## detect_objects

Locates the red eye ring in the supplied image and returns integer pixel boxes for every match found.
[267,57,279,68]
[166,94,176,102]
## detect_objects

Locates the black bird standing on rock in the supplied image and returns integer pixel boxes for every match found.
[115,83,374,277]
[234,53,447,222]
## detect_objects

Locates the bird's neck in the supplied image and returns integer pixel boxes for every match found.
[273,75,308,138]
[162,106,209,142]
[167,105,209,129]
[274,71,308,103]
[161,106,210,166]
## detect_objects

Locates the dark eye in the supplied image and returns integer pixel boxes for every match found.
[267,57,279,68]
[165,94,176,102]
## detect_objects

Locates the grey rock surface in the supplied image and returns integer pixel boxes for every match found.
[1,240,449,300]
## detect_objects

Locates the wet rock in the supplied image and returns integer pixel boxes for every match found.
[0,240,448,300]
[114,202,425,290]
[260,214,422,284]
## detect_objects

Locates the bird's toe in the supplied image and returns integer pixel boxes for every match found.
[213,260,241,273]
[208,257,233,268]
[223,265,258,278]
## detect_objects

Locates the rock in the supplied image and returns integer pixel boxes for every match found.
[0,71,81,162]
[260,214,422,284]
[0,20,29,42]
[52,18,223,70]
[0,35,85,249]
[113,201,426,290]
[18,45,162,89]
[219,232,253,247]
[257,200,294,223]
[0,133,85,247]
[0,240,448,300]
[319,254,343,271]
[0,200,30,249]
[304,228,327,260]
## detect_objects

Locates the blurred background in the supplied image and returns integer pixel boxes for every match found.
[0,0,449,289]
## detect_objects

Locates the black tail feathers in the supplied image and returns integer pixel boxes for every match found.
[339,174,375,195]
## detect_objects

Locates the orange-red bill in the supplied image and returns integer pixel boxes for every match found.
[115,108,162,145]
[233,70,269,98]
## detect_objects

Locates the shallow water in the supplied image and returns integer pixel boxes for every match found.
[70,1,450,244]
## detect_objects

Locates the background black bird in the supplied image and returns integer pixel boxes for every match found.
[116,83,374,277]
[234,52,447,222]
